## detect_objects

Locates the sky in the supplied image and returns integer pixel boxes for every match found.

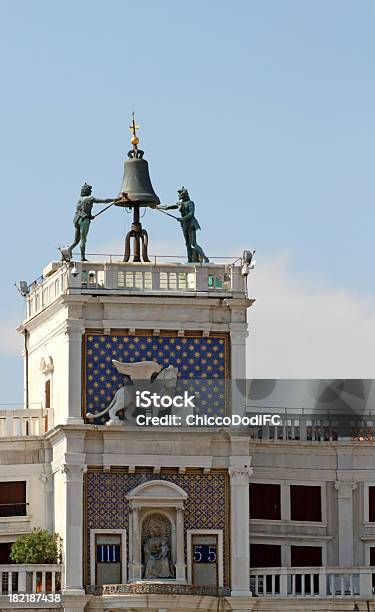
[0,0,374,403]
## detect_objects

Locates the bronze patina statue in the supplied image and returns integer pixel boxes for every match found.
[156,187,209,263]
[65,183,122,261]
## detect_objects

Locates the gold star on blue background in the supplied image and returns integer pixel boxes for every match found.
[84,334,227,423]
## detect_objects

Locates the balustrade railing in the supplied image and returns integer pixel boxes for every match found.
[250,566,374,597]
[247,406,375,442]
[25,259,245,320]
[0,408,52,437]
[86,568,375,598]
[0,564,62,594]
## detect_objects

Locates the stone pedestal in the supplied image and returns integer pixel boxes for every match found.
[62,594,90,612]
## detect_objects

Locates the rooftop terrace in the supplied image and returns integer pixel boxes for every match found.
[23,256,248,322]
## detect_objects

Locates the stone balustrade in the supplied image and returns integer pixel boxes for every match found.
[0,408,52,437]
[85,567,375,598]
[24,259,246,321]
[250,566,374,597]
[0,564,62,594]
[247,407,375,442]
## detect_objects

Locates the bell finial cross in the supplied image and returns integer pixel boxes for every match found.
[129,112,140,147]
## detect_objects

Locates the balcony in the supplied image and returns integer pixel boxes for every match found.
[247,407,375,442]
[24,258,246,321]
[0,407,52,437]
[86,569,375,598]
[0,564,62,594]
[250,566,374,597]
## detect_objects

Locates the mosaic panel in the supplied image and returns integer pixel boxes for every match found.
[85,470,228,585]
[83,333,228,423]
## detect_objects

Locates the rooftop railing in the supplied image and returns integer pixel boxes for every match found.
[24,258,246,321]
[246,406,375,442]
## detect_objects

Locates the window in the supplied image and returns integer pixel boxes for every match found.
[369,487,375,522]
[0,542,14,563]
[291,546,322,595]
[290,485,321,521]
[250,484,281,520]
[0,482,26,517]
[371,547,375,591]
[208,274,223,289]
[45,380,51,409]
[291,546,322,567]
[250,544,281,568]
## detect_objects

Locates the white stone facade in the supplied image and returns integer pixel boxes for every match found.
[0,259,374,612]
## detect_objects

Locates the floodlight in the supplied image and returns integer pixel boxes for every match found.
[17,281,30,296]
[243,250,255,265]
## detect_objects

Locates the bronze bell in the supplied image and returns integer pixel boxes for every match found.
[118,149,160,207]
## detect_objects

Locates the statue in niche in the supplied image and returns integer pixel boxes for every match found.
[143,529,174,579]
[159,539,174,576]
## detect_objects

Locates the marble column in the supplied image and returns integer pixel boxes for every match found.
[39,473,54,533]
[335,481,357,566]
[130,507,143,580]
[229,466,253,596]
[65,323,85,425]
[62,464,86,594]
[175,507,186,581]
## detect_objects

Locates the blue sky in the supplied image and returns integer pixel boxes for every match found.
[0,1,374,401]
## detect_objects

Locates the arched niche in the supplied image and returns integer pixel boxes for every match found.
[127,480,187,583]
[141,512,175,579]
